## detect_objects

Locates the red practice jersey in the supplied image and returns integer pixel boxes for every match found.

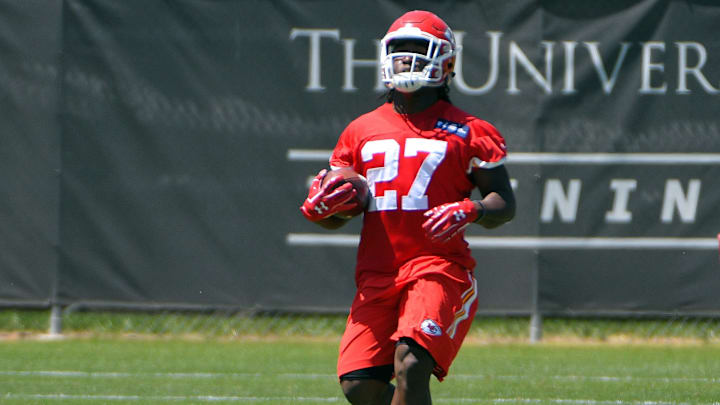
[330,100,507,280]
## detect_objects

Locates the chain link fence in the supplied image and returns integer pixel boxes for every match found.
[2,308,720,344]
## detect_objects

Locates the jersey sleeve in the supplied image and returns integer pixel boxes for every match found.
[329,124,355,169]
[466,120,507,173]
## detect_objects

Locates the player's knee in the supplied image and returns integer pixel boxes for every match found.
[395,354,428,383]
[340,379,392,405]
[394,339,434,386]
[340,379,366,403]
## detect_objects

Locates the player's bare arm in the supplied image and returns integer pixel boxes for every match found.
[422,166,515,242]
[471,165,516,229]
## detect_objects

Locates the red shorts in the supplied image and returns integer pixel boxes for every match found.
[337,256,478,381]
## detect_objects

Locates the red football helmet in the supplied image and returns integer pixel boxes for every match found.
[381,10,459,93]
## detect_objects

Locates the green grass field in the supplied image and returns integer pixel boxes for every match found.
[2,337,720,404]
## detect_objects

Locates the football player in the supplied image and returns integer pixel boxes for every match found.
[300,10,516,405]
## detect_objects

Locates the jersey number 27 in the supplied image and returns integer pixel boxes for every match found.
[361,138,447,212]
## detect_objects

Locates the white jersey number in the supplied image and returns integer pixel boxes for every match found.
[361,138,447,211]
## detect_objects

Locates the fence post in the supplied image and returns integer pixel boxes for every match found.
[529,256,542,343]
[49,304,63,336]
[530,311,542,343]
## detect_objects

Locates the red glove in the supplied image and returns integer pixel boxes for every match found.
[422,199,480,243]
[300,169,357,222]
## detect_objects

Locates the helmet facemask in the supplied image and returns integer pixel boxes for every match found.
[381,28,456,93]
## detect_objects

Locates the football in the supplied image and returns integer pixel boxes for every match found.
[321,167,370,219]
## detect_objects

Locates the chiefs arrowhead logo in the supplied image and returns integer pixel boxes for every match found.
[420,319,442,336]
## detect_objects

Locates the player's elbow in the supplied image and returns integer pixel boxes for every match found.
[480,214,512,229]
[503,198,516,222]
[480,197,515,229]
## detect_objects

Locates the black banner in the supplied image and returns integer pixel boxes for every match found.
[0,0,61,305]
[1,0,719,315]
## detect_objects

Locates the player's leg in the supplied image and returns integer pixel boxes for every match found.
[391,338,434,405]
[391,257,479,388]
[337,277,400,405]
[340,365,395,405]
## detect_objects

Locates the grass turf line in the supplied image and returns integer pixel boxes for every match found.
[1,339,720,404]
